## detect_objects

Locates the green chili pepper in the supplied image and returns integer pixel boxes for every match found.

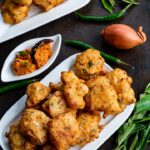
[74,4,132,22]
[65,40,134,68]
[0,79,38,95]
[101,0,113,14]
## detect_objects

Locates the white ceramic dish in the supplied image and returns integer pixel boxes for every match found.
[0,53,135,150]
[0,0,91,43]
[1,34,62,82]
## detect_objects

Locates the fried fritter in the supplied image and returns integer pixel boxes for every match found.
[64,81,89,110]
[86,76,121,117]
[74,49,105,80]
[12,0,32,5]
[20,109,50,145]
[48,111,81,150]
[49,81,64,93]
[26,82,50,108]
[33,0,64,12]
[77,112,101,145]
[61,71,85,84]
[42,91,68,118]
[106,68,136,110]
[62,71,89,109]
[2,0,29,24]
[6,122,36,150]
[41,144,57,150]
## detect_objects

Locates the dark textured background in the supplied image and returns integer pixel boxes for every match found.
[0,0,150,149]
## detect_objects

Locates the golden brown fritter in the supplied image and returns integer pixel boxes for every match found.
[13,58,36,75]
[12,0,32,5]
[41,144,57,150]
[74,49,105,80]
[61,71,89,109]
[64,81,89,110]
[106,68,136,110]
[61,71,85,84]
[42,91,68,118]
[6,122,36,150]
[33,0,64,12]
[77,112,101,145]
[20,109,50,145]
[86,76,121,117]
[2,0,29,24]
[49,82,64,93]
[26,82,50,108]
[48,111,81,150]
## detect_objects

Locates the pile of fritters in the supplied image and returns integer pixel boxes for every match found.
[1,0,65,24]
[7,49,136,150]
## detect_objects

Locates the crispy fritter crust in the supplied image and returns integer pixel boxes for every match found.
[48,111,81,150]
[6,122,36,150]
[26,82,50,108]
[2,0,29,24]
[74,49,105,80]
[20,109,50,145]
[12,0,32,5]
[86,76,121,117]
[33,0,64,11]
[61,71,89,109]
[77,112,101,145]
[42,91,68,118]
[49,82,64,93]
[106,68,136,110]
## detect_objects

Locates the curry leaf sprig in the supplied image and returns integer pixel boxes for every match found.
[101,0,113,14]
[115,83,150,150]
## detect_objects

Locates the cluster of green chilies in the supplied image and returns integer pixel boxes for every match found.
[65,40,134,68]
[115,83,150,150]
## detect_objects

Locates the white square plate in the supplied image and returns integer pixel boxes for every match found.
[0,53,135,150]
[0,0,91,43]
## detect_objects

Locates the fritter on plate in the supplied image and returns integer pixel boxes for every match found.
[6,121,36,150]
[33,0,64,12]
[42,91,68,118]
[20,109,50,145]
[2,0,29,24]
[26,82,50,108]
[12,0,32,5]
[48,111,81,150]
[49,81,64,93]
[74,49,105,80]
[86,76,121,117]
[77,112,101,146]
[62,71,89,109]
[106,68,136,110]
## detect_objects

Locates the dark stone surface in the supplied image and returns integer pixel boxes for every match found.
[0,0,150,149]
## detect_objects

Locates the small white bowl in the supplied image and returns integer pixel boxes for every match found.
[1,34,62,82]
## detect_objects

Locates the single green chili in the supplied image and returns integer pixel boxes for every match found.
[0,79,38,95]
[74,4,132,22]
[65,40,134,68]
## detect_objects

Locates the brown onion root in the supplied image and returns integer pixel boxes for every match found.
[137,26,147,43]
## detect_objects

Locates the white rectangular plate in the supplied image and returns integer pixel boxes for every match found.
[0,54,135,150]
[0,0,91,43]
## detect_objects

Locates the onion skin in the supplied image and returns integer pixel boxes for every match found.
[101,24,147,50]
